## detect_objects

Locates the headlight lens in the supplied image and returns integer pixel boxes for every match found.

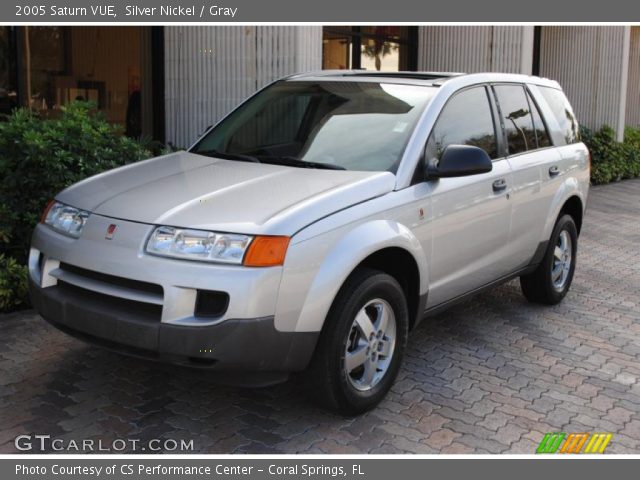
[146,226,252,264]
[42,201,90,238]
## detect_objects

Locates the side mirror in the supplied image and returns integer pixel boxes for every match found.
[425,144,493,179]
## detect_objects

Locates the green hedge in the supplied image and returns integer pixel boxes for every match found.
[0,102,151,312]
[0,254,28,313]
[581,125,640,185]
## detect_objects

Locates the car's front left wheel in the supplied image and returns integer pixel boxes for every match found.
[308,268,409,415]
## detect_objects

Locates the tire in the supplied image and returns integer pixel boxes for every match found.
[520,214,578,305]
[308,268,409,415]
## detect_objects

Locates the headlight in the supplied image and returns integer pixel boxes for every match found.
[146,226,290,266]
[146,226,252,264]
[42,201,90,238]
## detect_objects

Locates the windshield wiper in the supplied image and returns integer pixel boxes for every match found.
[194,149,261,163]
[260,156,346,170]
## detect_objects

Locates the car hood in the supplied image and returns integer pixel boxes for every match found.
[56,151,396,235]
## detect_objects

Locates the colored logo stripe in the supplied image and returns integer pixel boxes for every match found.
[536,433,566,453]
[584,433,613,454]
[560,433,589,453]
[536,432,612,454]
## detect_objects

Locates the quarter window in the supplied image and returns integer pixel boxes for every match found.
[493,85,536,156]
[426,87,498,160]
[539,87,580,145]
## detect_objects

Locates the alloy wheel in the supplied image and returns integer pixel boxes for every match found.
[343,298,397,391]
[552,229,572,291]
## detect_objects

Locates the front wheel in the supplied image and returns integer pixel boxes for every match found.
[308,268,409,415]
[520,214,578,305]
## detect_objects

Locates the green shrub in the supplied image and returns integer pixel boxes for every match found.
[0,102,151,263]
[625,125,640,149]
[0,254,29,313]
[0,102,152,311]
[581,125,640,185]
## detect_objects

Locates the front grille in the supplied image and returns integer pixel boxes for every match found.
[57,281,163,322]
[59,262,163,296]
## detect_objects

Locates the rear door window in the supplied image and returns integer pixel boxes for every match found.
[526,89,552,148]
[493,85,536,156]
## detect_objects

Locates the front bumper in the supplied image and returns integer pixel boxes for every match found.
[30,278,318,372]
[29,217,319,374]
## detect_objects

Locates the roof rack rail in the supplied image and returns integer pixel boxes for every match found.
[340,71,465,81]
[288,70,465,82]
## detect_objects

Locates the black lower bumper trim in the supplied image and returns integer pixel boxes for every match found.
[30,280,318,373]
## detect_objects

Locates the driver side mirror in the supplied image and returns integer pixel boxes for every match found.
[425,144,493,179]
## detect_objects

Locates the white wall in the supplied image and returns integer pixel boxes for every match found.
[164,26,322,148]
[417,26,534,74]
[539,26,631,140]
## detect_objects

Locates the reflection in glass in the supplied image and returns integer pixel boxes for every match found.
[494,85,535,155]
[426,87,498,160]
[9,26,151,137]
[527,90,552,148]
[0,27,18,114]
[192,81,437,172]
[22,26,67,112]
[539,87,580,145]
[322,27,413,71]
[322,30,352,70]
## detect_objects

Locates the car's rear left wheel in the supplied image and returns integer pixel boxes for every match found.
[308,268,409,415]
[520,214,578,305]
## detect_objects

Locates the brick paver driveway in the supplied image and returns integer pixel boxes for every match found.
[1,180,639,454]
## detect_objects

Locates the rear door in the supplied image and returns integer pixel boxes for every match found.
[533,85,590,213]
[425,85,514,307]
[491,83,562,269]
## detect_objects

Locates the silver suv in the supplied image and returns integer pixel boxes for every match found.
[29,71,589,414]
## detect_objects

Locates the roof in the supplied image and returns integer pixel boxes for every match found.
[286,70,562,89]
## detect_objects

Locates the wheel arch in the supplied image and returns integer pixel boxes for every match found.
[558,195,584,235]
[541,177,587,241]
[279,220,428,334]
[355,247,424,331]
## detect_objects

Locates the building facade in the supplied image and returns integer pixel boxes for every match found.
[1,25,638,147]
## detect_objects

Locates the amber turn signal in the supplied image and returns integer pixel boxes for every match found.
[243,236,290,267]
[40,200,55,224]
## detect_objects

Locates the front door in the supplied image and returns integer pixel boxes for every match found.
[423,85,513,307]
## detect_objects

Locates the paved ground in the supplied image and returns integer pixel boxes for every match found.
[1,179,639,454]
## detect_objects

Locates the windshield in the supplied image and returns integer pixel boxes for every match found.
[191,80,437,172]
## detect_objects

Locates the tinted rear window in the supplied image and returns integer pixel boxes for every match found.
[539,87,580,145]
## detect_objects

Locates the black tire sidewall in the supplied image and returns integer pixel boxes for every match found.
[324,270,409,413]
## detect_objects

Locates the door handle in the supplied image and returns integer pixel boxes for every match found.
[549,165,560,177]
[492,179,507,193]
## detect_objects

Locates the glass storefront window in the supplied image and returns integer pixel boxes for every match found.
[322,26,416,72]
[0,27,18,115]
[5,26,154,138]
[322,27,353,70]
[22,26,67,112]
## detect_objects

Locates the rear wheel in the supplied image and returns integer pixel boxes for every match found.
[309,268,409,415]
[520,214,578,305]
